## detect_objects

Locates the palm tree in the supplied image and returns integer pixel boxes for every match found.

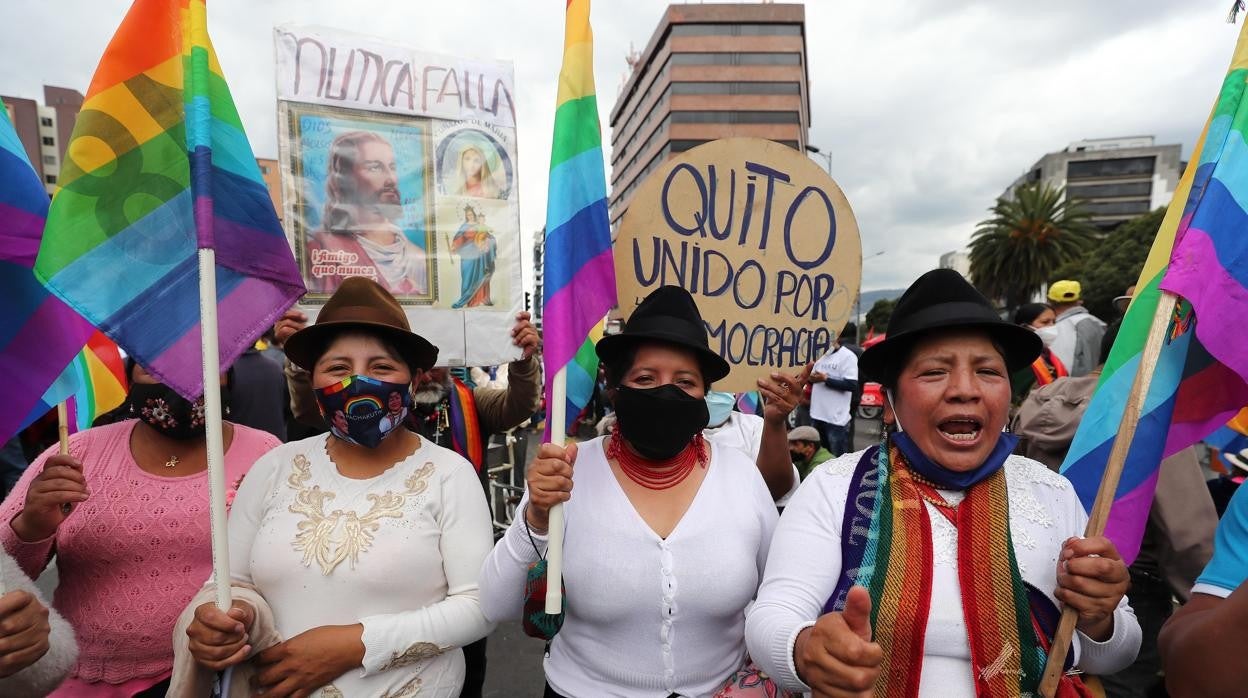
[969,183,1097,308]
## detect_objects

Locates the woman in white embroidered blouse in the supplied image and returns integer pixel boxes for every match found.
[479,286,779,698]
[746,270,1141,697]
[183,278,494,697]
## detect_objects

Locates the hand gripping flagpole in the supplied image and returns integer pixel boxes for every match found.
[545,368,567,614]
[190,0,232,613]
[1038,291,1176,697]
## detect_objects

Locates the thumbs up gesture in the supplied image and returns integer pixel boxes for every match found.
[794,586,883,697]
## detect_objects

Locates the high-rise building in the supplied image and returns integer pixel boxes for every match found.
[1006,136,1183,230]
[607,2,811,230]
[532,229,545,327]
[939,250,970,278]
[2,85,84,195]
[255,157,284,222]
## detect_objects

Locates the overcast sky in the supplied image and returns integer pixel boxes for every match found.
[0,1,1237,292]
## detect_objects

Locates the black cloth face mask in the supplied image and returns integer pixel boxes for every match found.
[612,384,710,460]
[127,382,225,441]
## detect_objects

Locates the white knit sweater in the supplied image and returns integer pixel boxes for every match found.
[479,437,778,697]
[0,549,77,695]
[228,435,495,696]
[746,451,1142,696]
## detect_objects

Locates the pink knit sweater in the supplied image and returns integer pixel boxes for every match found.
[0,420,279,686]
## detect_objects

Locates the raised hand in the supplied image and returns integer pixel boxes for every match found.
[758,364,812,425]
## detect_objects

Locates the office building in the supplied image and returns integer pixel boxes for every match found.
[2,85,84,196]
[256,157,283,221]
[607,2,811,229]
[939,250,970,278]
[1007,136,1182,229]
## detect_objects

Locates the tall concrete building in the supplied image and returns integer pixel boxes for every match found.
[1006,136,1182,230]
[2,85,84,196]
[532,229,545,327]
[939,250,970,278]
[255,157,284,222]
[607,3,811,230]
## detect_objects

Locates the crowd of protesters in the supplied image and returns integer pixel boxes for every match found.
[0,272,1243,697]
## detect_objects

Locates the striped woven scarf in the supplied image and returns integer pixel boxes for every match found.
[446,378,485,472]
[843,444,1047,697]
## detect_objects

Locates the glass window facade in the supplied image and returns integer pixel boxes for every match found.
[670,23,803,37]
[669,110,800,124]
[1066,156,1155,180]
[670,81,801,95]
[1066,181,1152,199]
[670,52,801,66]
[1081,200,1152,216]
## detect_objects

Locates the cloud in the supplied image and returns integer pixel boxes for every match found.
[0,1,1236,295]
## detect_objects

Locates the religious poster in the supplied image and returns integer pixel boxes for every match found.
[275,25,522,366]
[614,138,863,392]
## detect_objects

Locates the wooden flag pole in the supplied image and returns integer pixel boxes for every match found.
[544,367,567,614]
[198,248,233,612]
[1038,290,1177,697]
[56,403,73,517]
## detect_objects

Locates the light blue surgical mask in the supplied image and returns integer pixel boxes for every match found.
[705,391,736,428]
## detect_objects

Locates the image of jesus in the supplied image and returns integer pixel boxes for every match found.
[308,130,429,295]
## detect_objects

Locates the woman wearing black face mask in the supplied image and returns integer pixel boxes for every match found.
[179,278,494,697]
[0,362,280,697]
[479,286,779,697]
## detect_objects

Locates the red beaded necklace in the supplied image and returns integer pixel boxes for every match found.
[608,424,707,490]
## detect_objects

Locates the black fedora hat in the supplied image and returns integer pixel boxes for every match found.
[285,277,439,373]
[597,286,731,383]
[859,269,1042,383]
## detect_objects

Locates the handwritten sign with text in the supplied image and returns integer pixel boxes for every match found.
[615,138,861,391]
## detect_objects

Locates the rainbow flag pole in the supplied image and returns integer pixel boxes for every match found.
[1037,293,1176,696]
[1041,17,1248,694]
[542,0,618,613]
[35,0,305,612]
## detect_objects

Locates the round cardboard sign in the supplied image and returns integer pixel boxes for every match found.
[614,138,862,391]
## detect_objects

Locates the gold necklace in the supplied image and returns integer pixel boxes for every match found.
[164,455,180,469]
[905,468,958,509]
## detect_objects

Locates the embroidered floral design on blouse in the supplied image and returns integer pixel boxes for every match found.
[287,455,436,575]
[320,686,345,698]
[378,642,445,671]
[379,675,423,698]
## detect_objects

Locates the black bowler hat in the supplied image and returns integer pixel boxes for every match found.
[597,286,731,383]
[859,269,1042,383]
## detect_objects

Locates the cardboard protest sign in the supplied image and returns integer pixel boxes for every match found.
[615,138,861,391]
[274,25,523,366]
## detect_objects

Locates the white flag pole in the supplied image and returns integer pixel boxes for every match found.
[198,248,232,612]
[544,367,567,614]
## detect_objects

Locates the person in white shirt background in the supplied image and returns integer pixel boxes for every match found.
[809,339,859,456]
[181,278,494,697]
[479,285,779,698]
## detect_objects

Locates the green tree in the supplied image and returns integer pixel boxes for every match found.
[969,183,1098,308]
[864,298,896,335]
[1078,208,1165,321]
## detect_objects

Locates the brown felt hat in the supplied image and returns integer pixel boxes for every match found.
[284,278,438,372]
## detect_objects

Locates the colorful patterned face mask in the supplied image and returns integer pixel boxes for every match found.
[128,382,212,441]
[315,375,413,449]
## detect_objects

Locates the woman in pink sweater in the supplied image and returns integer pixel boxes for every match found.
[0,363,280,696]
